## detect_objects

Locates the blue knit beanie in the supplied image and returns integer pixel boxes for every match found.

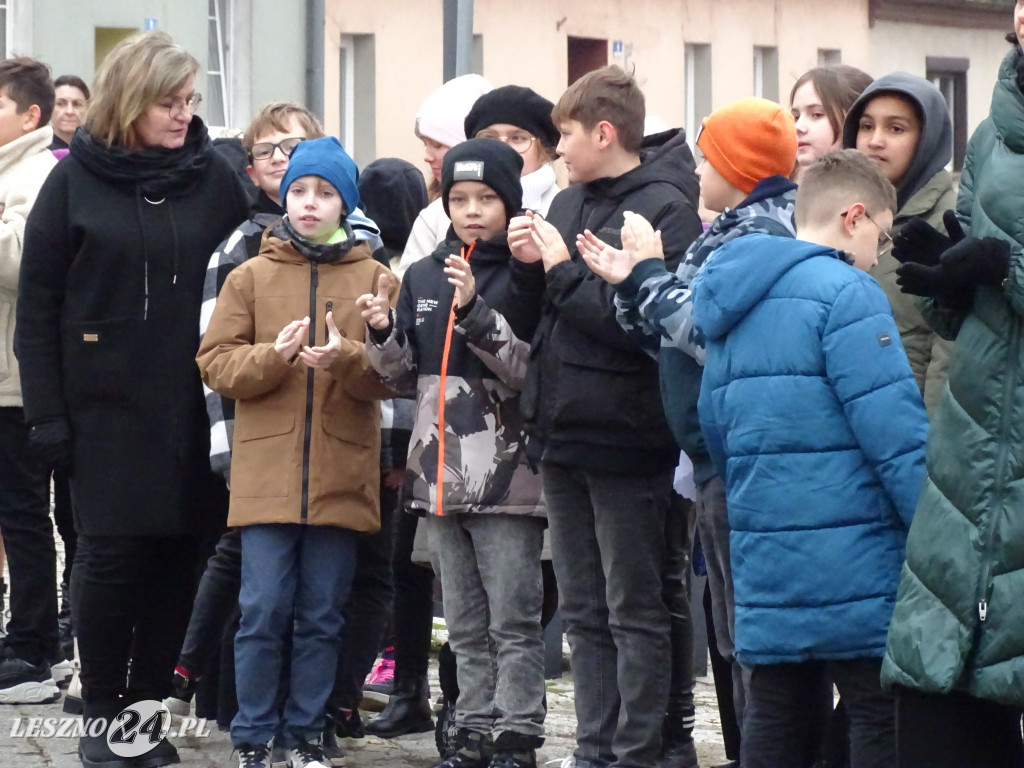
[280,136,360,216]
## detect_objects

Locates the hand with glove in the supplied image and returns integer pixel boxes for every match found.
[896,210,1011,300]
[891,215,954,267]
[29,418,72,474]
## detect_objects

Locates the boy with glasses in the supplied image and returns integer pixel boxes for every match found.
[688,149,925,768]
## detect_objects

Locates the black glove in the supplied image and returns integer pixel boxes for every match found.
[938,235,1011,288]
[29,418,72,474]
[895,261,958,298]
[891,210,965,266]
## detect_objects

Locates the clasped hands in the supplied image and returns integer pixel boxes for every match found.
[274,313,345,369]
[894,210,1010,304]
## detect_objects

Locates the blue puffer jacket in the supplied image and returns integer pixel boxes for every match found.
[693,233,928,665]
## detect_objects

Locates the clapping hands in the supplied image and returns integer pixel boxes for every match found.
[579,211,664,285]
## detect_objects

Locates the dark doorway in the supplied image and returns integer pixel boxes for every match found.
[568,36,608,86]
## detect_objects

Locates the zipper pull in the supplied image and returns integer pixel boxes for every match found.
[979,600,988,622]
[325,300,333,344]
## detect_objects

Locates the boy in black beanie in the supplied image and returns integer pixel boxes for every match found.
[358,139,548,768]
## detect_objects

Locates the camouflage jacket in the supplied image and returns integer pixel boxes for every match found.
[614,174,798,484]
[366,235,546,518]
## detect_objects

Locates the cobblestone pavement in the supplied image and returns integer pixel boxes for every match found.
[0,518,730,767]
[0,657,729,768]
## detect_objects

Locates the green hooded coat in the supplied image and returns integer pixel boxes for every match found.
[881,47,1024,707]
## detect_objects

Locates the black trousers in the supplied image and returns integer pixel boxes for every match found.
[895,686,1024,768]
[390,508,435,680]
[663,495,696,740]
[329,481,398,710]
[72,534,200,707]
[0,406,58,664]
[52,469,76,588]
[177,527,242,673]
[742,659,891,768]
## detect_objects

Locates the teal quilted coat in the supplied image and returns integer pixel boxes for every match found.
[881,47,1024,707]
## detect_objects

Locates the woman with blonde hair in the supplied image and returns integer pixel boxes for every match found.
[16,30,250,768]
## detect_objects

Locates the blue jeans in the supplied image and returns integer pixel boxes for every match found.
[231,524,356,748]
[543,462,672,768]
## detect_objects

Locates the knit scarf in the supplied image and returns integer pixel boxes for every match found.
[70,117,212,198]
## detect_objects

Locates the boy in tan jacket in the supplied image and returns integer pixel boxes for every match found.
[197,136,398,768]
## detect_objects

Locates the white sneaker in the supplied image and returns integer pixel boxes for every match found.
[289,740,330,768]
[237,742,272,768]
[49,658,73,686]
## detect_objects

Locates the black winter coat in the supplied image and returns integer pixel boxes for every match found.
[520,128,703,473]
[16,119,250,536]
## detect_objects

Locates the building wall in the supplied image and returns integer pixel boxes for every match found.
[322,0,873,173]
[28,0,210,99]
[869,19,1011,137]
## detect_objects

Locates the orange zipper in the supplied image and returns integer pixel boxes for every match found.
[435,242,474,516]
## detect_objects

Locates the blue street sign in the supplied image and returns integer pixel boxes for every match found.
[145,18,158,30]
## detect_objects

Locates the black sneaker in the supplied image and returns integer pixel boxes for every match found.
[270,740,290,768]
[0,648,60,704]
[333,708,363,740]
[237,742,272,768]
[321,725,346,767]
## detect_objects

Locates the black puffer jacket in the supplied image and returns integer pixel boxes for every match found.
[16,117,250,536]
[520,128,703,473]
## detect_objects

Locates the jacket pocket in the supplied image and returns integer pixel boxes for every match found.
[232,408,295,498]
[322,406,374,448]
[61,318,139,409]
[549,332,652,430]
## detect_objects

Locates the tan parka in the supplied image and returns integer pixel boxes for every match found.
[197,228,399,531]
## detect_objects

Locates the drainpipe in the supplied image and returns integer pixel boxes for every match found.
[306,0,325,121]
[443,0,474,81]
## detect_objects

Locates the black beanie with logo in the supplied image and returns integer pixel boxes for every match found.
[441,138,524,221]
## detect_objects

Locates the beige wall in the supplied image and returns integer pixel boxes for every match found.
[322,0,1002,176]
[869,20,1011,137]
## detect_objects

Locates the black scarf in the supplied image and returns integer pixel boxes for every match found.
[70,117,212,198]
[275,216,357,264]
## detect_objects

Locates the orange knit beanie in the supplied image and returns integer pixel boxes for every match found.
[696,97,797,194]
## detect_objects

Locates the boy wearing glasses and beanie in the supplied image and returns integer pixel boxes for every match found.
[197,135,399,768]
[690,149,927,768]
[463,84,562,215]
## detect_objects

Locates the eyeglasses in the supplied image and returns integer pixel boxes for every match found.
[158,92,202,118]
[249,136,306,161]
[476,129,537,154]
[841,209,893,249]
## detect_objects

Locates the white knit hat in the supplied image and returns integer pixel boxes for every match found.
[415,73,493,149]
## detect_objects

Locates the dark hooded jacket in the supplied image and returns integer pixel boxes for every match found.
[519,128,703,473]
[843,74,957,414]
[366,232,546,517]
[15,117,251,536]
[358,158,429,265]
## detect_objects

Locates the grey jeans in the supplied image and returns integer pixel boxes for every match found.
[543,462,672,768]
[426,512,546,739]
[695,474,746,730]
